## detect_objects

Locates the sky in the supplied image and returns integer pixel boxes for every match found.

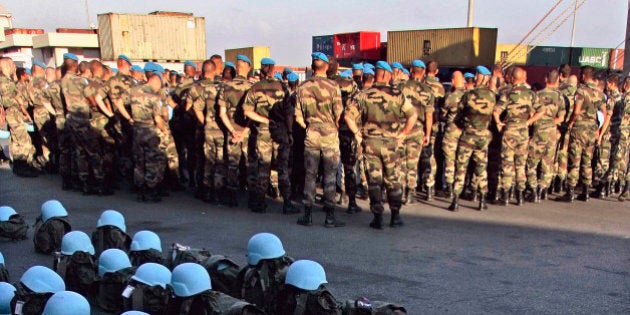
[1,0,627,66]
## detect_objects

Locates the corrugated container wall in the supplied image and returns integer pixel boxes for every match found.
[334,31,381,60]
[224,46,270,70]
[495,43,528,65]
[386,27,497,67]
[570,47,610,69]
[312,35,335,57]
[526,46,571,66]
[609,48,624,70]
[97,13,206,61]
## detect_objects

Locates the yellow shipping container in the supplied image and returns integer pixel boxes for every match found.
[495,43,529,65]
[224,46,271,70]
[97,12,206,61]
[387,27,497,67]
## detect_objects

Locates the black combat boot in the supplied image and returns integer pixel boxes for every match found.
[194,185,207,200]
[347,196,362,214]
[553,177,562,194]
[62,176,73,191]
[137,186,147,202]
[282,199,300,215]
[324,207,345,228]
[251,193,267,213]
[297,206,313,226]
[561,186,575,203]
[516,189,524,206]
[247,190,256,209]
[402,188,409,205]
[472,189,479,202]
[203,188,218,204]
[147,187,162,203]
[578,184,589,201]
[478,192,488,211]
[227,188,238,207]
[501,189,510,206]
[369,213,384,229]
[596,182,606,199]
[540,186,548,201]
[448,196,459,212]
[408,188,416,205]
[390,209,404,228]
[618,180,630,202]
[534,186,541,203]
[425,186,433,201]
[82,182,96,196]
[357,185,368,200]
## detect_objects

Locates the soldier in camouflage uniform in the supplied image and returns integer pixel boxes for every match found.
[219,54,253,207]
[525,69,565,202]
[561,66,607,202]
[441,71,466,198]
[422,61,445,200]
[28,62,57,170]
[448,66,496,211]
[294,53,344,227]
[614,77,630,201]
[0,57,38,176]
[399,60,434,205]
[596,74,622,198]
[243,57,295,213]
[61,54,106,195]
[345,61,418,229]
[493,67,537,206]
[130,71,168,202]
[554,75,578,193]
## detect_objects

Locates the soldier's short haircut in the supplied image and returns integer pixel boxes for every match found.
[201,59,216,77]
[580,66,594,79]
[210,54,222,61]
[15,67,27,78]
[427,61,438,73]
[607,73,619,86]
[559,64,572,78]
[312,59,327,72]
[546,69,559,84]
[89,59,102,72]
[78,61,90,74]
[326,56,338,76]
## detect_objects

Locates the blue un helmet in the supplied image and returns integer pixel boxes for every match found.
[96,209,126,232]
[0,252,4,265]
[61,231,95,256]
[131,263,171,289]
[98,249,132,277]
[0,206,16,221]
[121,312,150,315]
[41,200,68,223]
[170,263,211,297]
[42,291,90,315]
[285,260,328,291]
[20,266,65,293]
[247,232,286,266]
[130,230,162,252]
[0,282,16,315]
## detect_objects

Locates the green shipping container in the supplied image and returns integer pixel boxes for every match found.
[570,47,610,69]
[526,46,571,66]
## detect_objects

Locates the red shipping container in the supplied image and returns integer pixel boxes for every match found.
[56,28,98,35]
[521,65,580,89]
[609,49,624,71]
[4,28,44,35]
[333,31,381,61]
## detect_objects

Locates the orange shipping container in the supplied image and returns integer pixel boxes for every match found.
[609,49,624,71]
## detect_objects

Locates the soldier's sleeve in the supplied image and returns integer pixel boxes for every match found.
[217,85,227,109]
[107,77,121,101]
[242,87,257,112]
[574,87,585,108]
[556,92,566,121]
[401,93,416,118]
[332,85,343,122]
[294,87,305,122]
[531,90,540,115]
[425,89,435,114]
[345,94,360,122]
[191,85,205,111]
[494,90,507,114]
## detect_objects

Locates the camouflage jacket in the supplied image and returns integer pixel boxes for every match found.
[218,75,252,130]
[295,74,343,147]
[443,88,466,126]
[573,81,606,128]
[16,81,31,108]
[400,78,435,134]
[129,84,161,125]
[84,77,110,114]
[243,77,286,133]
[48,80,65,118]
[425,76,445,125]
[620,92,630,130]
[494,83,537,126]
[191,79,222,131]
[331,75,359,133]
[606,89,623,134]
[0,75,23,110]
[534,87,565,129]
[346,82,414,139]
[28,76,52,109]
[61,72,91,120]
[559,82,577,123]
[107,72,137,108]
[458,86,497,132]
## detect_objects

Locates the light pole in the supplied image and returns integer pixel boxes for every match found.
[467,0,474,27]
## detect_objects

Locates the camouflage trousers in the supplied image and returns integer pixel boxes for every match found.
[58,124,73,179]
[608,128,630,182]
[158,127,180,175]
[201,129,225,190]
[595,132,612,182]
[33,107,57,163]
[133,125,165,189]
[442,123,462,185]
[254,130,291,200]
[453,130,490,195]
[363,138,403,214]
[226,131,249,191]
[400,132,424,190]
[91,113,116,183]
[304,143,340,208]
[420,131,438,188]
[500,125,528,191]
[4,107,35,163]
[339,131,359,196]
[555,130,570,180]
[526,125,557,188]
[66,117,104,185]
[115,112,134,179]
[567,124,597,187]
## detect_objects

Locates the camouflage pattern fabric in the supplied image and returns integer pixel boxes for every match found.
[442,88,466,185]
[555,83,577,180]
[107,72,137,178]
[597,89,621,182]
[423,76,444,189]
[0,75,35,162]
[609,92,630,181]
[29,76,57,162]
[333,75,359,196]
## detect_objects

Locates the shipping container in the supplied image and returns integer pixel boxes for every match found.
[609,48,624,70]
[333,31,381,60]
[521,65,580,89]
[526,46,571,66]
[380,42,387,60]
[4,28,44,35]
[224,46,271,70]
[312,35,335,57]
[56,28,98,34]
[148,11,193,17]
[570,47,609,69]
[495,43,528,65]
[97,13,206,61]
[386,27,497,67]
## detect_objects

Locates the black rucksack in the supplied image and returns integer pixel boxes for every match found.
[277,286,342,315]
[9,282,54,315]
[0,263,9,282]
[165,290,265,315]
[53,251,98,297]
[167,243,212,269]
[92,226,132,256]
[33,216,71,254]
[95,266,137,313]
[130,249,164,267]
[239,256,293,314]
[122,280,170,315]
[203,255,242,297]
[341,298,407,315]
[0,214,28,240]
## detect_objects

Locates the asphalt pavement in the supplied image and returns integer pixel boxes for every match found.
[0,162,629,314]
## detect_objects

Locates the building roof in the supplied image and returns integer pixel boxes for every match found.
[32,33,99,48]
[0,4,12,17]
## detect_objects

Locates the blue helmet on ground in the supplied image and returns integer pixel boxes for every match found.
[131,263,171,289]
[247,232,286,266]
[121,312,150,315]
[130,230,162,252]
[98,249,132,277]
[96,210,126,232]
[285,260,327,291]
[20,266,65,293]
[0,206,16,221]
[170,263,211,297]
[0,282,16,315]
[41,200,67,223]
[61,231,95,256]
[42,291,90,315]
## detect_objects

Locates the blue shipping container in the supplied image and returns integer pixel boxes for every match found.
[312,35,334,56]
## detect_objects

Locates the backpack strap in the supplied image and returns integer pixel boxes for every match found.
[293,292,308,315]
[54,253,68,278]
[130,286,143,310]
